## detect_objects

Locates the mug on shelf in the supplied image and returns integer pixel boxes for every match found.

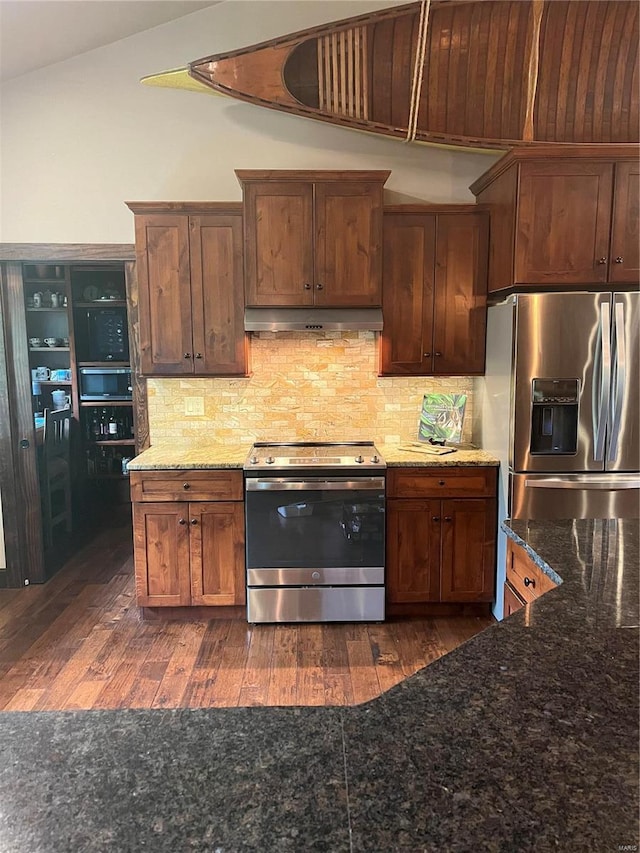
[50,369,72,382]
[33,366,51,380]
[43,337,59,347]
[29,337,42,348]
[51,390,71,410]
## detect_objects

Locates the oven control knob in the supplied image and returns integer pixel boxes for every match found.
[265,456,275,464]
[370,455,380,464]
[249,455,259,465]
[355,455,364,463]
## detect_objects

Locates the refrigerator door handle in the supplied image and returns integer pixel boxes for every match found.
[525,477,640,490]
[592,301,611,462]
[607,301,626,462]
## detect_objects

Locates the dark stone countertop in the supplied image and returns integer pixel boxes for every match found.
[0,519,637,852]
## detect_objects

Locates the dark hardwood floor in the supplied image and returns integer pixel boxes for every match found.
[0,515,493,711]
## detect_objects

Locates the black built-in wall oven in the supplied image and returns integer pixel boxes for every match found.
[244,442,386,623]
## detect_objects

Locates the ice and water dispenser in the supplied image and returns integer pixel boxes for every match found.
[530,379,579,455]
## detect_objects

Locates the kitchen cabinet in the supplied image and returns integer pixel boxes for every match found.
[386,467,497,607]
[470,145,640,293]
[127,203,247,377]
[503,537,557,615]
[236,170,390,307]
[380,207,488,375]
[131,469,245,607]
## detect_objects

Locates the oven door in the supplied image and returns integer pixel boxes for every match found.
[245,477,385,574]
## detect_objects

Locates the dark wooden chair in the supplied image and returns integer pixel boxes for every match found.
[40,407,72,549]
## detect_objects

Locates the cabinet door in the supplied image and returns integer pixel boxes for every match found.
[190,502,246,606]
[314,181,384,306]
[610,162,640,283]
[243,182,314,306]
[135,214,194,375]
[515,161,614,285]
[503,581,525,617]
[133,503,191,606]
[440,499,495,602]
[380,214,435,375]
[386,499,441,603]
[433,213,488,375]
[190,214,248,375]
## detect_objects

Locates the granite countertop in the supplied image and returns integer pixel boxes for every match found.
[378,443,498,467]
[0,519,637,851]
[127,442,248,470]
[128,442,498,470]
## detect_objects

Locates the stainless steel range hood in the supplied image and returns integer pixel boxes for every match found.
[244,307,383,332]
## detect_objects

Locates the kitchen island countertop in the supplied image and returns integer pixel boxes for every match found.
[127,442,498,470]
[0,518,636,851]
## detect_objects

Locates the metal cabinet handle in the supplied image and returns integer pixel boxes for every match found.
[423,352,431,358]
[444,516,452,522]
[524,576,535,588]
[316,283,324,290]
[190,518,198,525]
[184,352,192,359]
[438,480,445,486]
[432,516,440,522]
[304,283,312,290]
[195,353,202,359]
[597,257,608,265]
[434,351,442,357]
[615,257,623,264]
[183,483,190,490]
[179,518,186,525]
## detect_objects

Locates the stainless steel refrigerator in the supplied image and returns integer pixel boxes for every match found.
[475,291,639,619]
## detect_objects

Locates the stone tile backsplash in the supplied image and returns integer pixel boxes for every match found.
[147,332,474,446]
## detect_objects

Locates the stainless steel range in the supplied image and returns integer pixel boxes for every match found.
[243,442,386,623]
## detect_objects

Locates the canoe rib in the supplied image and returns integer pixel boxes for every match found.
[188,0,639,151]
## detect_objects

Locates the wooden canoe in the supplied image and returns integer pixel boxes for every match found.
[185,0,639,151]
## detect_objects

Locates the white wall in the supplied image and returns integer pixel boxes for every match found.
[0,0,500,244]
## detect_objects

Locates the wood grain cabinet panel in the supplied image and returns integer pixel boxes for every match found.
[190,502,245,606]
[503,580,525,617]
[128,204,247,377]
[610,161,640,283]
[131,468,245,608]
[380,209,488,376]
[506,538,557,604]
[386,467,497,607]
[470,147,640,293]
[386,499,441,603]
[237,171,388,308]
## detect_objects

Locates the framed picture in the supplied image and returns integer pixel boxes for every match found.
[418,393,467,444]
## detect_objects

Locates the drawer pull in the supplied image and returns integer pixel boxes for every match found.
[523,576,535,588]
[179,518,186,525]
[183,483,190,490]
[438,480,445,486]
[190,518,198,525]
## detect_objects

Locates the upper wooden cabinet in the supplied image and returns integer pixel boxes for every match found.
[380,207,488,375]
[470,146,640,292]
[236,170,390,307]
[126,203,248,376]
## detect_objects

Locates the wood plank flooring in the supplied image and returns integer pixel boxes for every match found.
[0,517,493,711]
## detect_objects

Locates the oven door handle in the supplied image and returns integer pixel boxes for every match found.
[245,477,386,491]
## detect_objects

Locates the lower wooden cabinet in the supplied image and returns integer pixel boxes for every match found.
[131,470,245,608]
[503,537,557,615]
[386,467,497,606]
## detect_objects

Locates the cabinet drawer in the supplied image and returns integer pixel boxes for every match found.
[130,469,243,502]
[506,540,557,603]
[387,467,496,498]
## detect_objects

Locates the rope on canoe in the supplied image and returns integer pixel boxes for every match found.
[406,0,430,142]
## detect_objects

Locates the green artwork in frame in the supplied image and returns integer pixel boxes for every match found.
[418,393,467,444]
